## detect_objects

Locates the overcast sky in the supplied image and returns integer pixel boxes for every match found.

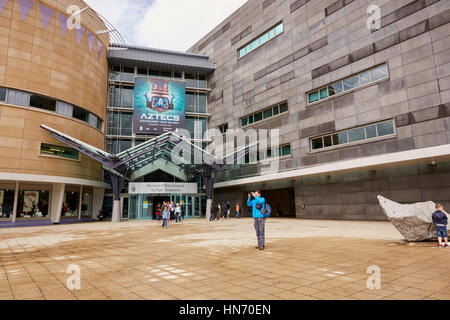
[85,0,248,52]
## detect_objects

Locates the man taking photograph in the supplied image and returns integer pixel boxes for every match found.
[247,191,266,250]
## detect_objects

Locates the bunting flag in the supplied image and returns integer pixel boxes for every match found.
[0,0,8,15]
[75,25,84,44]
[38,3,53,29]
[87,31,95,52]
[97,39,103,59]
[17,0,34,21]
[58,13,68,37]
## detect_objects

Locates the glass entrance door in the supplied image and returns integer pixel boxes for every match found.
[121,197,129,219]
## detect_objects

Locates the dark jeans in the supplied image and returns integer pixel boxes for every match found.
[254,218,265,247]
[236,210,240,218]
[162,218,168,228]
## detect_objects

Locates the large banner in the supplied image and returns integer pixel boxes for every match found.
[134,77,186,135]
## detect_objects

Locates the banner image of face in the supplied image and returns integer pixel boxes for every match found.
[134,77,186,135]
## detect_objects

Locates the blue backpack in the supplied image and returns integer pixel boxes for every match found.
[262,204,271,218]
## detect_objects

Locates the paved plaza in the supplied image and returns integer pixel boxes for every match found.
[0,218,449,300]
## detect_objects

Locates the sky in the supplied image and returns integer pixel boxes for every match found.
[85,0,248,52]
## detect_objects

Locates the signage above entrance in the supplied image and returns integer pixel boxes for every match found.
[129,183,197,195]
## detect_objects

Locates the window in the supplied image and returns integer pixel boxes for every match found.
[121,112,133,136]
[241,101,288,127]
[7,89,30,107]
[310,120,395,151]
[186,92,207,113]
[40,143,79,160]
[343,75,360,91]
[57,101,73,117]
[73,106,89,122]
[348,127,365,142]
[185,74,207,89]
[121,67,135,82]
[0,87,6,102]
[371,64,388,81]
[30,95,56,112]
[307,63,388,104]
[238,22,284,58]
[186,117,207,139]
[219,123,229,134]
[121,86,134,109]
[97,118,103,132]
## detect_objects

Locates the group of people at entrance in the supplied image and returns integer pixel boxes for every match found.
[210,201,241,221]
[157,201,185,229]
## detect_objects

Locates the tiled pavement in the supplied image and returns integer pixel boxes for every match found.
[0,218,449,300]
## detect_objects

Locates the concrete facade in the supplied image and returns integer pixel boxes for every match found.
[189,0,450,220]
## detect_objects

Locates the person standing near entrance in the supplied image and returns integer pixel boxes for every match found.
[235,203,241,218]
[181,203,185,220]
[175,203,182,223]
[162,205,169,229]
[216,202,221,221]
[248,191,266,250]
[226,201,231,218]
[169,201,175,222]
[156,203,161,221]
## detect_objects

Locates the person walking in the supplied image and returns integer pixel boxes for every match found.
[222,202,228,219]
[156,203,161,221]
[175,203,182,223]
[162,205,169,229]
[181,203,186,220]
[235,203,241,218]
[247,191,266,250]
[226,201,231,219]
[216,203,221,221]
[169,201,175,222]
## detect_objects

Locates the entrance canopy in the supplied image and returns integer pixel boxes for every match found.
[41,124,256,222]
[41,125,224,181]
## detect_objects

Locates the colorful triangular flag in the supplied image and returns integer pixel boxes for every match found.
[58,13,68,37]
[75,25,84,44]
[38,3,53,29]
[87,31,95,52]
[97,39,103,59]
[17,0,34,21]
[0,0,9,15]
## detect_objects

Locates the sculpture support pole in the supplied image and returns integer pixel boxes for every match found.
[111,173,124,223]
[204,174,214,221]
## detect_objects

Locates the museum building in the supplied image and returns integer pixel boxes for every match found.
[1,0,450,225]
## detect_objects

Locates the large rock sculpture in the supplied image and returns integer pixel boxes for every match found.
[377,196,450,242]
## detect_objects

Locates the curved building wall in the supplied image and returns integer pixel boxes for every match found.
[0,0,109,223]
[0,0,108,180]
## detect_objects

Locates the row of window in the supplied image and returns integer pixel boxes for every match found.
[311,120,395,151]
[238,22,284,58]
[241,101,288,127]
[109,66,207,89]
[40,143,79,160]
[308,64,388,104]
[0,87,103,131]
[244,144,292,164]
